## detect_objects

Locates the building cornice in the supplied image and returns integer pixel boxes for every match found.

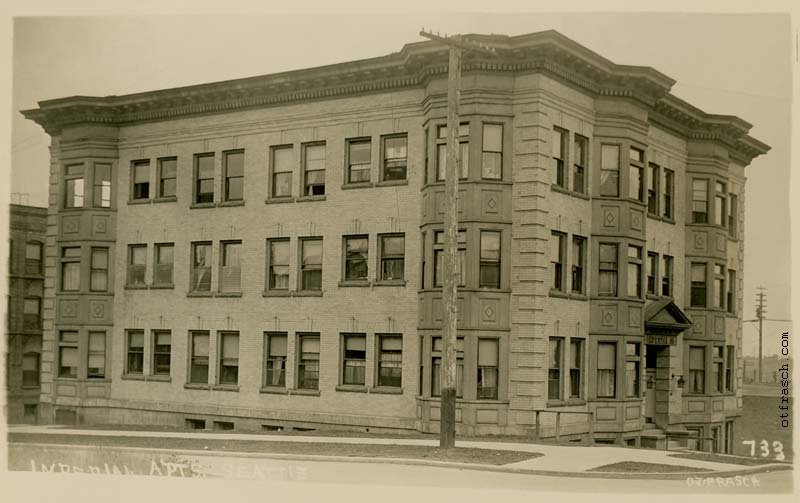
[21,29,769,163]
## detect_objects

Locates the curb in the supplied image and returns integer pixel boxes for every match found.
[9,441,794,481]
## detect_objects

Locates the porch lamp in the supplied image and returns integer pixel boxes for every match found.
[673,374,685,388]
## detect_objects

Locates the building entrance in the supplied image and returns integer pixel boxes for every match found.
[644,345,661,423]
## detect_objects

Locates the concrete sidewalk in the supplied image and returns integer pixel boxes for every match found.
[6,424,792,478]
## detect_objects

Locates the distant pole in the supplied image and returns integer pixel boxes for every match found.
[755,287,767,383]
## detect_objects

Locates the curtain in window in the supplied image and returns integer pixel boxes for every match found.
[597,343,616,397]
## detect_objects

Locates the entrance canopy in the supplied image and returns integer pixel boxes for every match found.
[644,299,692,338]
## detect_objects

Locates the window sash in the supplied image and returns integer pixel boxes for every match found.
[383,135,408,181]
[268,240,290,289]
[600,145,620,196]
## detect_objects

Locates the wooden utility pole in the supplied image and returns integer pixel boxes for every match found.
[756,287,766,383]
[419,29,497,449]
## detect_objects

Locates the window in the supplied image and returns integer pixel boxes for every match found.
[692,179,709,223]
[126,330,144,375]
[477,338,498,399]
[219,241,242,293]
[383,134,408,181]
[597,342,616,398]
[264,333,287,387]
[379,234,405,281]
[127,245,147,286]
[194,154,214,204]
[714,264,725,309]
[712,345,723,393]
[599,145,619,197]
[598,244,618,297]
[58,331,78,378]
[132,160,150,200]
[569,339,583,398]
[303,143,326,196]
[158,157,177,198]
[548,337,563,400]
[571,236,586,294]
[663,168,674,219]
[420,232,426,289]
[573,135,587,193]
[93,163,111,207]
[152,330,171,376]
[647,163,659,214]
[728,194,738,237]
[23,297,41,330]
[271,146,293,198]
[646,252,658,296]
[552,127,567,188]
[154,243,174,286]
[625,343,640,397]
[223,150,244,201]
[300,238,323,291]
[689,346,705,394]
[436,123,469,180]
[431,337,464,398]
[64,164,84,208]
[218,332,239,385]
[725,346,735,392]
[189,331,210,384]
[344,236,368,282]
[479,231,501,288]
[628,148,644,201]
[90,247,109,292]
[433,230,466,287]
[61,247,81,292]
[87,331,105,379]
[341,334,366,386]
[347,138,371,183]
[267,239,289,290]
[297,334,320,390]
[662,255,673,297]
[423,128,429,183]
[714,182,726,226]
[190,242,212,292]
[690,263,707,307]
[727,270,736,314]
[482,124,503,180]
[551,231,566,291]
[22,353,39,387]
[377,335,402,388]
[25,241,42,274]
[627,246,642,298]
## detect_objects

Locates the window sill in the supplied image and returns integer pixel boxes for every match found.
[187,291,213,297]
[341,182,374,190]
[121,374,146,381]
[128,198,151,205]
[190,202,216,209]
[296,195,326,202]
[263,290,292,297]
[265,196,295,204]
[219,200,245,207]
[21,385,41,390]
[338,280,371,287]
[216,291,243,297]
[546,399,587,407]
[290,388,321,396]
[371,386,403,395]
[124,284,148,290]
[336,385,368,393]
[293,290,323,297]
[212,384,240,392]
[373,280,407,287]
[550,184,590,200]
[150,284,174,290]
[375,179,408,187]
[646,294,661,301]
[549,289,570,299]
[153,196,177,204]
[260,387,289,395]
[148,375,172,382]
[184,383,211,390]
[569,293,588,301]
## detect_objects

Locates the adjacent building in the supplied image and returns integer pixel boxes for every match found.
[21,30,769,450]
[6,204,47,423]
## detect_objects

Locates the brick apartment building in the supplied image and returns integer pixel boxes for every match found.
[21,30,768,449]
[5,204,47,423]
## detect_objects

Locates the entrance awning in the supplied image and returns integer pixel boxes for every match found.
[644,298,693,337]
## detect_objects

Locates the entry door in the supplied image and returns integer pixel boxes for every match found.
[644,369,657,422]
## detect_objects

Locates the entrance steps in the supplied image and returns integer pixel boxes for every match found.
[640,423,691,451]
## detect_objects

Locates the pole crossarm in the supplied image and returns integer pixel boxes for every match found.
[419,29,500,57]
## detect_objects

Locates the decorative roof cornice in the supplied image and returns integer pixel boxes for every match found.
[22,29,768,163]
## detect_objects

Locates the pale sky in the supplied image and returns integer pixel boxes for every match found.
[6,10,794,357]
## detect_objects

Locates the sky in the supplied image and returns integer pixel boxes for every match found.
[5,9,795,357]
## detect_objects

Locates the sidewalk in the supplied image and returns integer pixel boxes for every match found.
[7,424,793,479]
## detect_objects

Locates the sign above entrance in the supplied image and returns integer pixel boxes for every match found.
[645,334,677,346]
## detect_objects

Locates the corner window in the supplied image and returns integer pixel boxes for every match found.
[689,346,705,394]
[190,242,212,292]
[87,331,106,379]
[90,247,109,292]
[477,338,498,399]
[341,333,366,386]
[573,135,588,193]
[194,154,215,204]
[692,179,709,224]
[663,168,674,219]
[712,345,723,393]
[714,182,727,227]
[297,334,320,390]
[599,145,619,197]
[597,342,616,398]
[347,138,371,183]
[625,343,640,397]
[552,127,568,188]
[379,234,405,281]
[93,163,112,207]
[479,230,501,289]
[598,244,618,297]
[126,330,144,375]
[302,143,326,196]
[158,157,177,198]
[271,146,293,198]
[264,332,287,387]
[343,235,368,282]
[189,331,210,384]
[569,339,583,398]
[662,255,673,297]
[571,236,586,294]
[551,231,566,292]
[64,164,85,208]
[154,243,174,286]
[223,150,244,202]
[627,245,642,298]
[218,332,240,385]
[481,124,503,180]
[647,163,659,215]
[433,230,466,287]
[377,335,402,388]
[628,148,644,202]
[300,238,323,291]
[548,337,563,400]
[383,134,408,181]
[714,264,725,309]
[58,331,79,378]
[219,241,242,293]
[431,337,463,398]
[61,247,81,292]
[127,245,147,286]
[267,239,290,290]
[728,194,738,237]
[725,346,735,392]
[690,263,707,307]
[152,330,171,376]
[646,252,658,296]
[727,270,736,314]
[436,123,469,180]
[132,160,150,200]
